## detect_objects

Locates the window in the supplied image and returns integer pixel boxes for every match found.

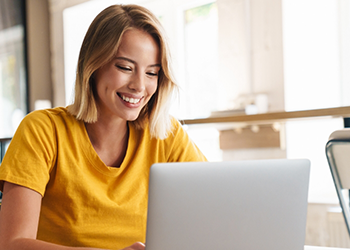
[180,2,219,119]
[0,0,27,138]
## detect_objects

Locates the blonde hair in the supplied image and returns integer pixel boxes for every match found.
[67,4,178,139]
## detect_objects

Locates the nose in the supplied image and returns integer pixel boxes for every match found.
[128,72,146,92]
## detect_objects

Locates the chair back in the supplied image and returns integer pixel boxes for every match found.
[326,128,350,236]
[0,137,11,163]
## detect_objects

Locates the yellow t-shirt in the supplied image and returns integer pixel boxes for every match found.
[0,107,206,250]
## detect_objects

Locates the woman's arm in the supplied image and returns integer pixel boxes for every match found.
[0,182,144,250]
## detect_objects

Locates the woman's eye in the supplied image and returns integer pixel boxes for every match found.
[147,72,158,77]
[116,65,131,71]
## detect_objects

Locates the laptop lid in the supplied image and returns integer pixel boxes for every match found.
[145,159,310,250]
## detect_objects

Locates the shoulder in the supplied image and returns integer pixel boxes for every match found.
[130,116,188,145]
[168,116,186,138]
[15,107,79,141]
[129,116,181,140]
[22,107,77,128]
[162,117,207,162]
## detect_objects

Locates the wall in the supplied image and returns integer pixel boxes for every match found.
[216,0,286,160]
[48,0,89,107]
[25,0,92,109]
[217,0,284,112]
[26,0,52,111]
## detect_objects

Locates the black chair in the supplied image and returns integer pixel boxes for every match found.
[0,137,11,203]
[0,137,11,163]
[326,129,350,236]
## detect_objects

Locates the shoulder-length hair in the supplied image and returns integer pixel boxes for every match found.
[67,4,178,139]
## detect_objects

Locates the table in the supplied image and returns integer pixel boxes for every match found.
[305,246,350,250]
[181,106,350,126]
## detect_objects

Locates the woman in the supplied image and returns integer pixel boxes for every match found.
[0,4,206,250]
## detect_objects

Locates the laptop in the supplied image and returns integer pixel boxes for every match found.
[145,159,310,250]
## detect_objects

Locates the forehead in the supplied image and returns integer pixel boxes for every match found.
[116,29,160,62]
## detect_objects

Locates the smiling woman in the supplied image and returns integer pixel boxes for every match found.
[0,4,206,250]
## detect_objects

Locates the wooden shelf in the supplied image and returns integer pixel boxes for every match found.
[180,106,350,126]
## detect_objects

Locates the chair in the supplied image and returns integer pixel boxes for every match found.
[0,137,11,203]
[326,128,350,236]
[0,137,11,163]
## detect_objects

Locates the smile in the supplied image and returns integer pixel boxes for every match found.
[121,94,142,104]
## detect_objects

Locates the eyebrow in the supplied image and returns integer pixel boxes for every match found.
[115,56,161,68]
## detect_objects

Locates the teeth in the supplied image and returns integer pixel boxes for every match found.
[122,95,140,104]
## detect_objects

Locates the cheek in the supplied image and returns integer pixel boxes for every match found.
[148,81,158,96]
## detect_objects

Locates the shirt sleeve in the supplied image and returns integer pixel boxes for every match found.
[0,110,57,196]
[165,118,207,162]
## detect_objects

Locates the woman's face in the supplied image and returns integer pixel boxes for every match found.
[94,28,160,122]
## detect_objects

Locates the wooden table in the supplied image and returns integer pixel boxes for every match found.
[180,106,350,150]
[181,106,350,126]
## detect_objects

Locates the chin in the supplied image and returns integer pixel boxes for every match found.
[125,113,141,122]
[127,117,138,122]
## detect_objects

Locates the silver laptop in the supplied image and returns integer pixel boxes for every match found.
[145,159,310,250]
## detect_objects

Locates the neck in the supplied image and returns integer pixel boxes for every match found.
[85,117,130,167]
[85,118,128,146]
